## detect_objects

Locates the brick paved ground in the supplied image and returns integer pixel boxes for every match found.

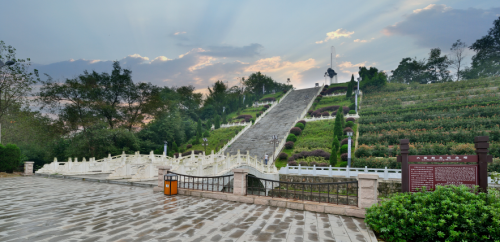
[0,177,376,242]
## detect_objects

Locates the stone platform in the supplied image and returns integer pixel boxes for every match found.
[0,176,377,242]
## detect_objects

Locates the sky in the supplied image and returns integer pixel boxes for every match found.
[1,0,499,94]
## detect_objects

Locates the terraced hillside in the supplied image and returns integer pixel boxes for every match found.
[354,77,500,170]
[225,87,320,158]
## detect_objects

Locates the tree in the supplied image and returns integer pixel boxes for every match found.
[0,41,40,123]
[329,143,337,166]
[172,141,178,153]
[214,114,221,129]
[359,67,387,93]
[450,39,468,81]
[333,109,343,139]
[468,16,500,78]
[196,119,202,138]
[425,48,451,83]
[390,57,426,84]
[333,135,340,152]
[39,61,160,132]
[0,143,21,173]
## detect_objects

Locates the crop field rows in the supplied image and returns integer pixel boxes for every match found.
[354,77,500,171]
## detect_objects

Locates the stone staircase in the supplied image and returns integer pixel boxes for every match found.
[225,87,321,159]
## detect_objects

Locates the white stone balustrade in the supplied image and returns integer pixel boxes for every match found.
[37,148,278,181]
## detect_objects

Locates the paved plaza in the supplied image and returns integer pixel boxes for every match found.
[0,177,376,242]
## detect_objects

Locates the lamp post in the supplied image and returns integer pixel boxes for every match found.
[269,135,279,161]
[164,141,168,156]
[0,60,15,145]
[202,138,209,154]
[346,131,353,167]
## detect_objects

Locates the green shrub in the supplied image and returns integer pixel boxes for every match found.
[351,157,400,169]
[355,144,372,158]
[340,144,348,154]
[345,121,354,128]
[338,161,348,167]
[349,103,355,110]
[372,144,388,157]
[0,144,22,173]
[366,185,500,242]
[348,110,356,114]
[295,122,305,130]
[286,134,297,142]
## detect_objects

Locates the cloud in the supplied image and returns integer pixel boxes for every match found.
[174,31,187,35]
[353,38,375,43]
[315,29,354,44]
[201,43,263,58]
[338,61,368,75]
[383,4,500,48]
[33,51,318,94]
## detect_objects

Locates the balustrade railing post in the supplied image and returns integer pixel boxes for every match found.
[384,167,388,180]
[298,164,301,175]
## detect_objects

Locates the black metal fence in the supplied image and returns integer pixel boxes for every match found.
[167,171,234,193]
[247,175,358,206]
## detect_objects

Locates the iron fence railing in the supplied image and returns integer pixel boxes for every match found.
[246,175,358,206]
[167,171,233,193]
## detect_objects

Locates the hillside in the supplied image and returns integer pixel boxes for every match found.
[354,77,500,171]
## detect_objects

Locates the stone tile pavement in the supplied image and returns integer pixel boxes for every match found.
[0,177,377,242]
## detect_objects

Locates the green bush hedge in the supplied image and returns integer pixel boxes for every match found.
[0,143,22,173]
[295,122,305,130]
[340,144,348,154]
[348,110,356,114]
[366,185,500,241]
[286,134,297,142]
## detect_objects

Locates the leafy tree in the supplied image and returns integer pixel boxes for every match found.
[39,61,160,132]
[390,57,426,84]
[172,141,178,153]
[425,48,451,83]
[450,39,468,81]
[136,109,185,154]
[468,17,500,78]
[214,114,221,129]
[0,143,21,173]
[0,41,40,123]
[359,67,388,93]
[196,119,202,138]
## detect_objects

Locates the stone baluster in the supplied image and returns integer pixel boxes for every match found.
[237,150,241,165]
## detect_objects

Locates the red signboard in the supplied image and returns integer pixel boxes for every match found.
[409,165,478,192]
[408,155,478,163]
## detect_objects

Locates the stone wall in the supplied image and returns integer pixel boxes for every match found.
[280,174,402,197]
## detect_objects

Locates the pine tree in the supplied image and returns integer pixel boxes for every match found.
[341,112,345,129]
[333,135,340,152]
[329,141,338,166]
[334,109,343,139]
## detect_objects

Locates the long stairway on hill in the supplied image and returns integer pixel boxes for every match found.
[225,87,321,160]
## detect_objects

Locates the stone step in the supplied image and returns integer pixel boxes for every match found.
[225,87,321,160]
